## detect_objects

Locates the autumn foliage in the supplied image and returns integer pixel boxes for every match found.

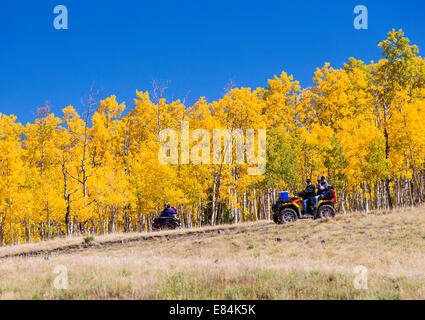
[1,29,425,245]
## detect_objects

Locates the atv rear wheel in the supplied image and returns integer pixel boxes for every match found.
[317,205,335,219]
[274,208,297,224]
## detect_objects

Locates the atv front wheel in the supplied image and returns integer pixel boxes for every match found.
[274,208,297,224]
[317,205,335,219]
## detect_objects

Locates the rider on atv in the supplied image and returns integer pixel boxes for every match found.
[314,176,329,207]
[160,204,178,218]
[296,179,316,215]
[272,178,336,224]
[152,204,182,230]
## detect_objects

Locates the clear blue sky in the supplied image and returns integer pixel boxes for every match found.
[1,0,425,124]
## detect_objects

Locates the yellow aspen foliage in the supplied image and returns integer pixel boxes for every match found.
[1,29,425,244]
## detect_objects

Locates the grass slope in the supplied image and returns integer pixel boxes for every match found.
[0,207,424,300]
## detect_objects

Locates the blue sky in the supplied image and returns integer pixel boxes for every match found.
[1,0,425,124]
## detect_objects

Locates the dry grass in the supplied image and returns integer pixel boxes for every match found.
[0,222,264,258]
[0,207,424,300]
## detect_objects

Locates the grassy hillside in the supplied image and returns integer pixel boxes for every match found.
[0,207,424,300]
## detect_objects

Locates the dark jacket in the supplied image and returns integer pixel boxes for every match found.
[160,207,177,218]
[298,184,316,200]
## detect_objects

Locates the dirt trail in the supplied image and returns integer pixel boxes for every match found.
[0,222,271,260]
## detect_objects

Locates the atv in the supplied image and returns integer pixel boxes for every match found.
[152,216,182,230]
[272,187,337,224]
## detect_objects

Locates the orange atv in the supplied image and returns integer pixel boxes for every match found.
[272,187,337,224]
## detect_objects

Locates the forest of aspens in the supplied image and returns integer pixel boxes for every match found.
[1,29,425,245]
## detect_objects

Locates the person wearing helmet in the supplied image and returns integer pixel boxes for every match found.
[314,176,329,207]
[160,204,178,218]
[319,176,329,192]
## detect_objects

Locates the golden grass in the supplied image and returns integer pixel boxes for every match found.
[0,207,424,300]
[0,221,265,258]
